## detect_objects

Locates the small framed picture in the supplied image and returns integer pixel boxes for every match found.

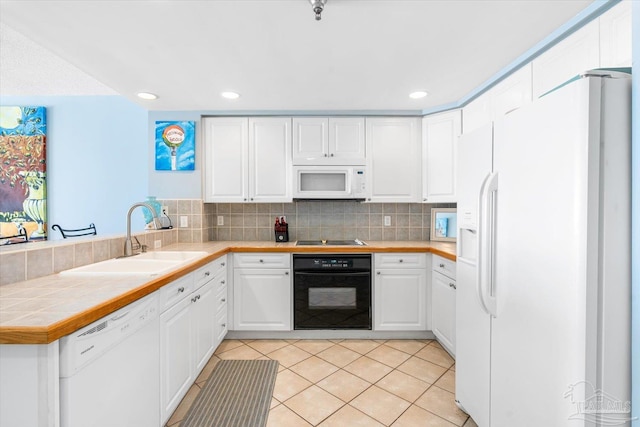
[155,121,195,171]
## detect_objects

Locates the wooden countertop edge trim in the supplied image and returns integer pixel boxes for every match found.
[0,245,454,344]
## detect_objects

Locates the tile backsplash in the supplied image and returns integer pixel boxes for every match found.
[203,201,455,242]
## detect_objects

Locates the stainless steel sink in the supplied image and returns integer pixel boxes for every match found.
[296,239,366,246]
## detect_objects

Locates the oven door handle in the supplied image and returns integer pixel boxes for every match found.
[294,271,371,277]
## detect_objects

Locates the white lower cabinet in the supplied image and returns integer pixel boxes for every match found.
[159,256,227,425]
[233,253,291,331]
[374,253,427,331]
[431,255,456,355]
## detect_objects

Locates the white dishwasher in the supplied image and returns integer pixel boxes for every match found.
[59,292,160,427]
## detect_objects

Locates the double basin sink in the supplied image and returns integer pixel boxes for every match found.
[60,251,209,277]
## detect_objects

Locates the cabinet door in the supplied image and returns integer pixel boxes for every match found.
[203,117,249,202]
[191,281,216,375]
[422,111,461,203]
[160,297,193,425]
[374,268,426,331]
[248,117,292,202]
[329,117,365,165]
[366,117,421,202]
[292,118,328,164]
[599,0,632,67]
[233,268,291,331]
[431,270,456,355]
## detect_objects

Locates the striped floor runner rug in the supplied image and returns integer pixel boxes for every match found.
[181,359,279,427]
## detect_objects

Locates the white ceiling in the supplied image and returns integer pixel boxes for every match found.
[0,0,595,112]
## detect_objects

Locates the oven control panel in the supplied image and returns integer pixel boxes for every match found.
[293,254,371,271]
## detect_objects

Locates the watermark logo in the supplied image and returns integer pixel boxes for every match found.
[564,381,635,425]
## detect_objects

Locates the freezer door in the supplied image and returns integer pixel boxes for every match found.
[490,77,621,426]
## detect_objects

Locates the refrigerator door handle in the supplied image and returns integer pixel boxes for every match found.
[483,173,499,317]
[476,172,493,316]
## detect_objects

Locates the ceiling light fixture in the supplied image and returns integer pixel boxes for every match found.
[409,91,428,99]
[221,91,240,100]
[310,0,327,21]
[137,92,158,100]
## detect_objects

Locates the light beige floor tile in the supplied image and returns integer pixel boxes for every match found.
[384,339,428,355]
[195,354,220,385]
[376,370,431,403]
[316,344,362,368]
[216,344,262,360]
[266,403,313,427]
[366,344,412,368]
[391,405,458,427]
[415,345,455,368]
[165,383,201,426]
[273,369,313,402]
[213,339,245,354]
[430,340,445,350]
[318,404,385,427]
[339,339,382,354]
[344,356,394,383]
[270,398,280,409]
[246,339,290,355]
[284,385,345,425]
[290,356,339,383]
[463,416,479,426]
[450,363,456,371]
[267,344,313,367]
[435,370,456,393]
[293,339,336,355]
[316,369,372,402]
[397,356,447,384]
[350,385,411,426]
[415,386,469,426]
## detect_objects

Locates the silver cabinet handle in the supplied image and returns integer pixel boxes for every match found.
[259,259,264,263]
[449,283,457,290]
[377,271,381,275]
[221,262,226,267]
[178,287,185,293]
[330,153,334,157]
[423,198,427,201]
[439,263,445,268]
[221,323,226,328]
[244,198,247,201]
[399,259,404,263]
[251,198,254,201]
[221,280,226,284]
[324,153,328,157]
[221,298,226,302]
[285,271,289,275]
[205,271,210,277]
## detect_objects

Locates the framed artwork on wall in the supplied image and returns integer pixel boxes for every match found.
[0,106,48,242]
[155,121,195,171]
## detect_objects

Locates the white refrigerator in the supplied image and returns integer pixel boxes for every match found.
[455,70,632,427]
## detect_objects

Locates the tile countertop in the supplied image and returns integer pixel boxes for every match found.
[0,240,456,344]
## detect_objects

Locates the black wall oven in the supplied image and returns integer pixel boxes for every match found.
[293,254,371,330]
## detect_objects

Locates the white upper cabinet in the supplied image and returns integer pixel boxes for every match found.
[599,0,632,67]
[203,117,248,202]
[248,117,292,202]
[203,117,292,202]
[365,117,421,202]
[292,117,365,165]
[462,64,532,134]
[532,20,600,98]
[422,110,461,203]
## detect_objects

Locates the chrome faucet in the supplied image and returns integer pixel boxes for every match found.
[123,202,161,257]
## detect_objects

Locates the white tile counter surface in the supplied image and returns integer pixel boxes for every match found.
[0,240,455,344]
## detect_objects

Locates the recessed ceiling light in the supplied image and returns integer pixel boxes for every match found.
[409,91,428,99]
[137,92,158,100]
[221,91,240,100]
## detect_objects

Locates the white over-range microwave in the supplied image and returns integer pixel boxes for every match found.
[292,166,367,200]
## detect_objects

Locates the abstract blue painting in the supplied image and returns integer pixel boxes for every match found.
[155,121,195,171]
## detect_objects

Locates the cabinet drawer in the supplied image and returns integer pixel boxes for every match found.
[194,257,226,289]
[215,283,227,314]
[375,253,427,268]
[432,255,456,280]
[159,275,194,312]
[234,253,291,268]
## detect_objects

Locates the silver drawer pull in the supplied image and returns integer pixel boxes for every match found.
[285,272,289,275]
[259,259,264,263]
[204,271,210,277]
[221,280,226,284]
[177,287,185,293]
[191,295,201,303]
[221,323,226,328]
[399,259,404,263]
[221,298,226,302]
[439,263,445,268]
[377,271,381,275]
[449,283,457,289]
[221,262,226,267]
